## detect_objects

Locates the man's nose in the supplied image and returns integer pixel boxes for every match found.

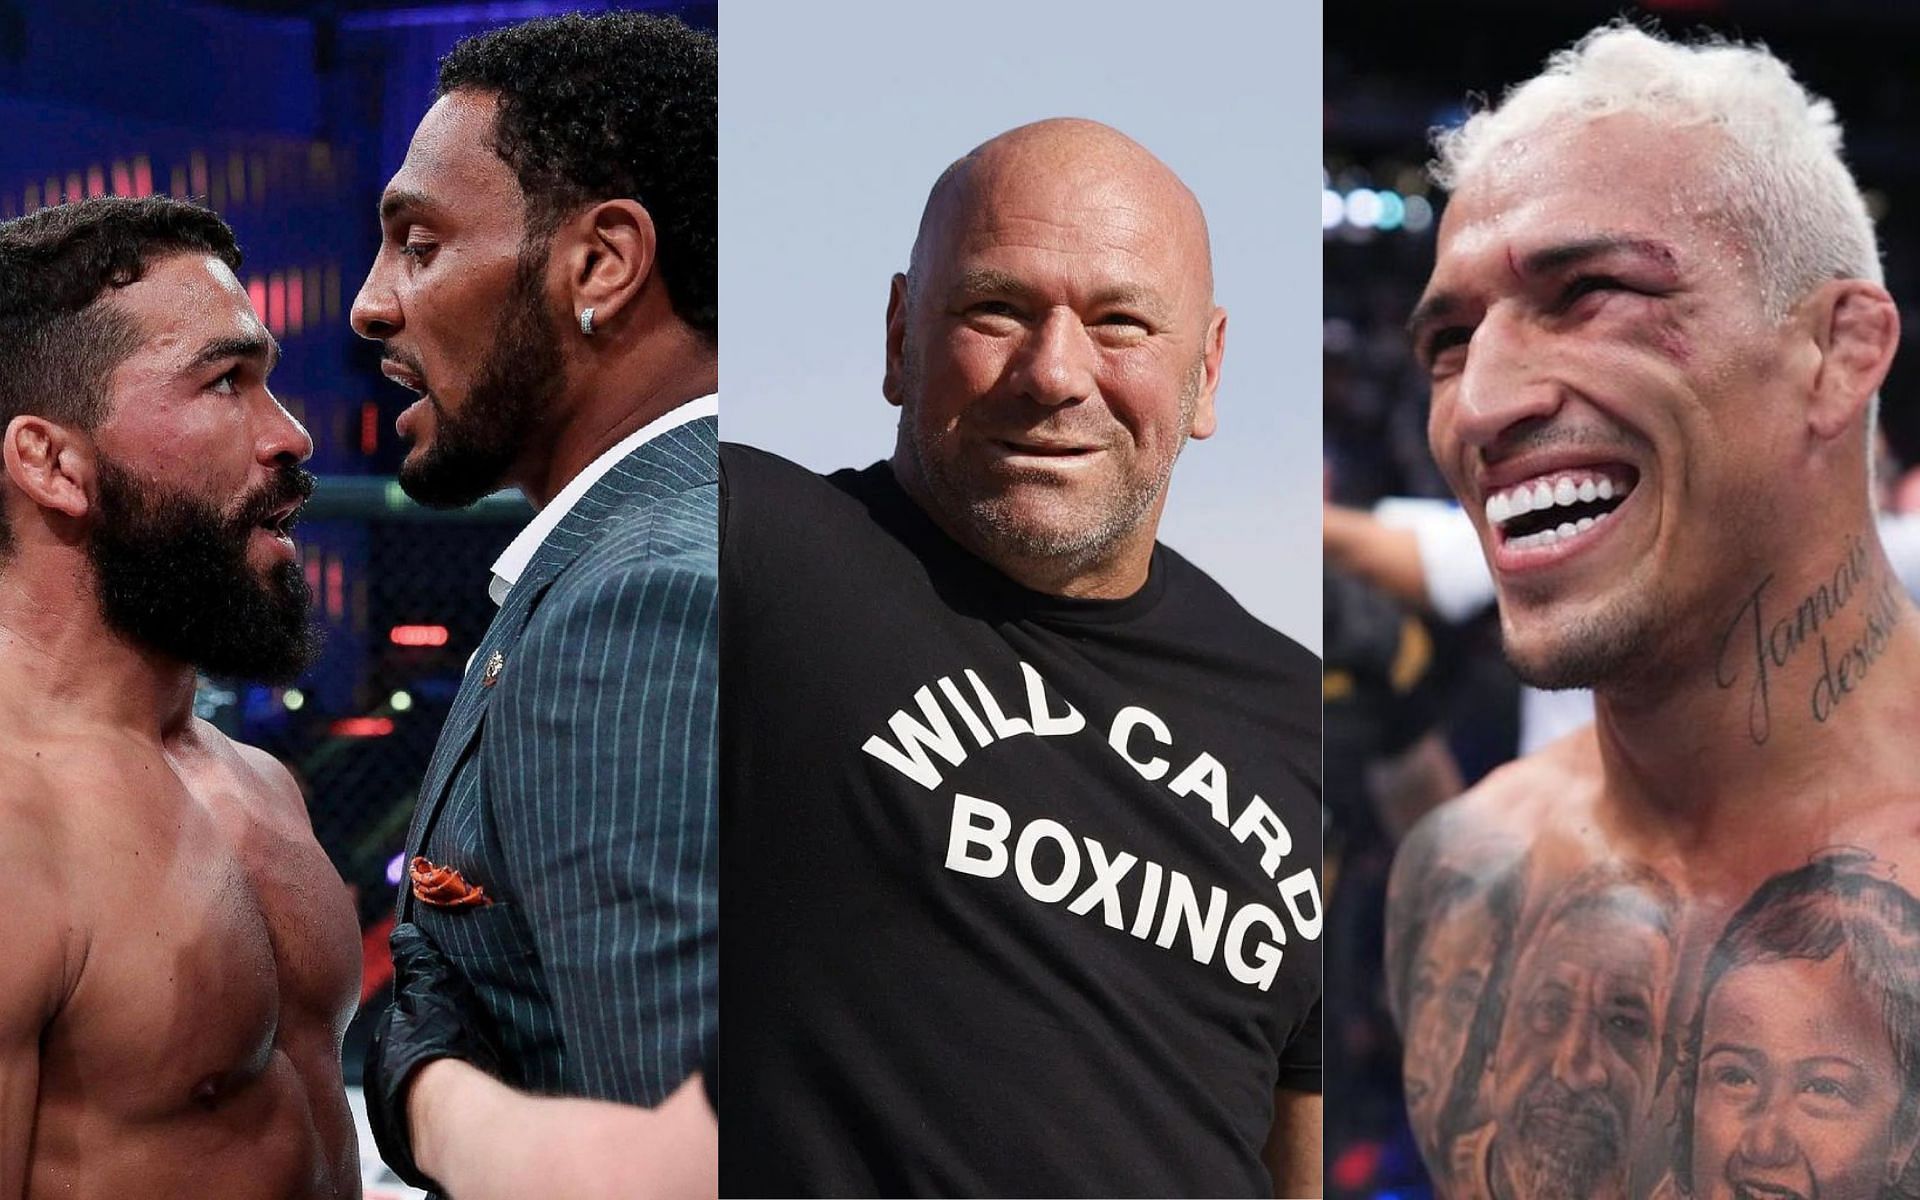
[1011,309,1096,408]
[349,257,400,342]
[259,390,314,466]
[1547,1010,1611,1096]
[1448,305,1564,449]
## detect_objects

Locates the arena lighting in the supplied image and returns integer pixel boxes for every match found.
[390,624,451,647]
[389,690,414,712]
[1375,191,1406,231]
[386,852,406,886]
[1344,188,1384,230]
[1321,187,1343,230]
[331,716,395,738]
[1403,194,1434,233]
[283,688,305,712]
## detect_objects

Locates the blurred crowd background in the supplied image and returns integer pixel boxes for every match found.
[0,0,709,1188]
[1324,1,1920,1195]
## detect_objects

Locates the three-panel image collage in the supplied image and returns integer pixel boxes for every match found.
[4,0,1912,1197]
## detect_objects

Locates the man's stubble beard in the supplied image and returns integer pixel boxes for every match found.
[89,455,319,685]
[396,241,564,509]
[1500,1074,1628,1200]
[898,338,1203,575]
[1501,584,1672,692]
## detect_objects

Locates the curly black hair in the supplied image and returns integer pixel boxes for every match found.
[439,11,715,342]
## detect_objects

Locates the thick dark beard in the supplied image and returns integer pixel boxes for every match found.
[89,456,319,685]
[396,243,564,508]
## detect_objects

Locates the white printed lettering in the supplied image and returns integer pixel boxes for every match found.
[1278,867,1324,941]
[862,686,969,789]
[1167,751,1231,826]
[1021,661,1086,736]
[1014,819,1081,903]
[945,794,1011,878]
[1109,705,1172,781]
[1155,870,1227,964]
[1066,837,1138,928]
[1225,902,1286,992]
[1229,795,1293,876]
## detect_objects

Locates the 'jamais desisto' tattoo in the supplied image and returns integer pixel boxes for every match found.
[1713,537,1899,745]
[1392,836,1920,1200]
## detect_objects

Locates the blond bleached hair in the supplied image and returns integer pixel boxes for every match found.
[1432,23,1882,319]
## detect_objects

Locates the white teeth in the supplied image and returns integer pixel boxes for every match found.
[1556,521,1576,538]
[1487,471,1632,531]
[1576,516,1594,532]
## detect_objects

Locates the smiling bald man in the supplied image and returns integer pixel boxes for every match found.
[719,119,1324,1197]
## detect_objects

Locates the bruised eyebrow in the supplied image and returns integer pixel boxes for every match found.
[1520,236,1681,278]
[1407,236,1683,341]
[187,332,279,375]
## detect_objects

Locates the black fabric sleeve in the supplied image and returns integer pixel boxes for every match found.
[1275,997,1323,1094]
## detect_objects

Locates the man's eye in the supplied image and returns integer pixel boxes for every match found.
[210,368,240,395]
[399,242,435,262]
[1424,327,1471,370]
[969,300,1018,317]
[1710,1064,1756,1090]
[1560,275,1632,306]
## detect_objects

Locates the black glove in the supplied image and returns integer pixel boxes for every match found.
[365,921,497,1192]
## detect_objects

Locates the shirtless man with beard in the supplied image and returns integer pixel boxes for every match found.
[1388,25,1920,1200]
[0,197,360,1197]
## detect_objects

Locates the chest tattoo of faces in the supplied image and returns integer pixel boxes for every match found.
[1392,836,1920,1200]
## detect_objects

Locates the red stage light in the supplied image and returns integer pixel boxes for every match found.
[331,717,395,738]
[389,624,450,647]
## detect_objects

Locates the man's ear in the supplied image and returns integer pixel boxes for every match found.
[558,198,658,335]
[1806,278,1899,442]
[3,415,92,520]
[1188,306,1228,441]
[882,273,911,408]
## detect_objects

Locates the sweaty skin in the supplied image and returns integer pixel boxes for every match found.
[1391,108,1920,1200]
[2,720,361,1198]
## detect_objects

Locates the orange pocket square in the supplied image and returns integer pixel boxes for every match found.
[409,856,492,909]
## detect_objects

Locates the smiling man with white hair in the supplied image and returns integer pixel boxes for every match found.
[1385,23,1920,1200]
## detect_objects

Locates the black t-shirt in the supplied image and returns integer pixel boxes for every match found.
[719,447,1323,1198]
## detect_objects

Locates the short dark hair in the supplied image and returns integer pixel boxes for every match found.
[438,11,716,342]
[0,196,240,433]
[0,196,240,556]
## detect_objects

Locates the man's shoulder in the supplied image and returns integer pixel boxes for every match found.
[559,475,718,587]
[1398,724,1602,881]
[718,442,871,516]
[1153,543,1321,675]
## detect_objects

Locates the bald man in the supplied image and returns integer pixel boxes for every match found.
[719,119,1324,1197]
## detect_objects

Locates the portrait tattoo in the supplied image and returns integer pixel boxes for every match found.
[1392,838,1920,1200]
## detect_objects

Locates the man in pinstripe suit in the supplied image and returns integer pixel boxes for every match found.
[349,14,717,1197]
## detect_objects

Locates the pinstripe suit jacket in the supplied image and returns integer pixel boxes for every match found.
[398,415,717,1107]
